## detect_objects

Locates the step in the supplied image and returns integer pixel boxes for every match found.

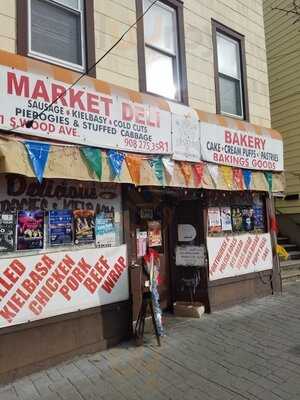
[280,259,300,268]
[282,244,298,250]
[286,251,300,260]
[282,271,300,285]
[277,237,289,242]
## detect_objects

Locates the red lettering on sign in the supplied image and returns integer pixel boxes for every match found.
[31,79,50,102]
[7,72,29,97]
[83,277,97,295]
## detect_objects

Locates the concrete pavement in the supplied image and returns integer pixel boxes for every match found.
[1,283,300,400]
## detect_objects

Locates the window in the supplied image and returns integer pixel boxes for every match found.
[17,0,96,76]
[136,0,188,104]
[212,20,249,120]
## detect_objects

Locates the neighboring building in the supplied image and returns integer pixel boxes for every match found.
[0,0,284,381]
[264,0,300,278]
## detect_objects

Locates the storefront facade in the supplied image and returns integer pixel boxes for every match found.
[0,47,285,381]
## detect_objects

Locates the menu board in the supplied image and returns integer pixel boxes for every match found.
[0,212,15,252]
[17,211,44,250]
[49,210,73,246]
[208,208,222,233]
[73,210,95,245]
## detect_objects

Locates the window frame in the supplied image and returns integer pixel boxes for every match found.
[17,0,96,77]
[136,0,188,105]
[212,19,249,121]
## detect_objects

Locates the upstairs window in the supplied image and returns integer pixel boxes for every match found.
[212,20,249,120]
[137,0,188,104]
[17,0,95,75]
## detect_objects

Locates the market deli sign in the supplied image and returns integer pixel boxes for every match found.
[0,66,171,154]
[0,245,128,328]
[207,233,272,281]
[200,122,284,171]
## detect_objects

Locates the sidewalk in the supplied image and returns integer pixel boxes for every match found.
[1,283,300,400]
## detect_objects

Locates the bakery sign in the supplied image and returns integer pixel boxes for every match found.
[200,122,284,171]
[0,65,171,154]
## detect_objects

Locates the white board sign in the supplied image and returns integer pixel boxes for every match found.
[0,66,172,154]
[207,233,272,281]
[200,122,284,171]
[175,245,205,266]
[168,102,201,162]
[0,245,128,328]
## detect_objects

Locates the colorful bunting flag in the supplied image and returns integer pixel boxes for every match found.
[192,163,204,187]
[107,150,124,178]
[179,162,192,186]
[233,168,244,190]
[220,165,233,189]
[264,172,273,192]
[126,154,142,185]
[207,164,219,187]
[24,141,50,183]
[80,147,102,180]
[243,169,252,190]
[148,157,164,185]
[162,157,175,179]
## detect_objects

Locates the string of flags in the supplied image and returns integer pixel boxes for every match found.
[23,141,274,192]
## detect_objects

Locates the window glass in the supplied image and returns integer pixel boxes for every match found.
[30,0,84,68]
[145,47,176,99]
[219,76,242,117]
[54,0,79,9]
[217,33,240,78]
[144,0,176,54]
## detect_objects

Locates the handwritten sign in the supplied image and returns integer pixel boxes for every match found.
[175,246,206,266]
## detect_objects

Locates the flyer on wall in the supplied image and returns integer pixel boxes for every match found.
[253,197,265,231]
[220,207,232,231]
[49,210,73,246]
[74,210,95,244]
[148,221,162,247]
[0,212,15,252]
[95,211,116,248]
[208,208,222,233]
[17,211,44,250]
[242,207,254,232]
[231,207,244,232]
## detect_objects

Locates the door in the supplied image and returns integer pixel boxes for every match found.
[171,200,209,311]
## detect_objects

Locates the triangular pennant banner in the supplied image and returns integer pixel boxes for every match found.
[220,165,233,190]
[126,154,142,185]
[193,163,204,187]
[107,150,124,178]
[179,162,192,186]
[80,147,102,180]
[207,164,219,187]
[233,168,244,190]
[264,172,273,192]
[148,157,164,185]
[24,141,50,183]
[162,157,174,179]
[243,169,252,190]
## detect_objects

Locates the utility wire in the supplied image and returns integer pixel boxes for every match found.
[6,0,158,133]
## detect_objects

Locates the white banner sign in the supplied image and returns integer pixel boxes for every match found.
[0,66,172,154]
[200,122,284,171]
[0,245,128,328]
[207,233,272,281]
